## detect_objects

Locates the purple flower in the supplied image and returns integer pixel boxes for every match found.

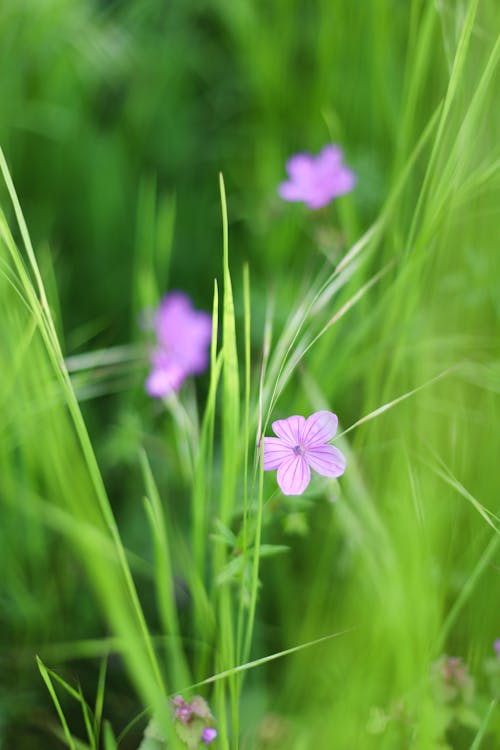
[278,145,356,210]
[201,727,217,745]
[146,292,212,398]
[171,695,193,724]
[494,639,500,657]
[431,656,475,704]
[263,411,346,495]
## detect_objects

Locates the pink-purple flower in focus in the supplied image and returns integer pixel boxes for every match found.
[263,411,346,495]
[146,292,212,398]
[201,727,217,745]
[278,144,356,210]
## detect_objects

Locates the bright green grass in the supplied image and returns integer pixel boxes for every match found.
[1,0,500,748]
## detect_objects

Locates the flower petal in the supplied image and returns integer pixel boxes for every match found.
[272,415,306,447]
[326,166,357,199]
[153,292,212,374]
[278,180,307,202]
[304,192,333,210]
[145,362,186,397]
[202,727,217,745]
[263,437,293,470]
[317,144,343,168]
[286,153,313,180]
[278,146,355,210]
[301,410,338,447]
[306,444,346,478]
[277,455,311,495]
[154,292,191,339]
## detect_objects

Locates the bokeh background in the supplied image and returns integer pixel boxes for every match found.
[1,1,500,748]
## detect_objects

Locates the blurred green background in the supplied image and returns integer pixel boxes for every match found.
[1,0,500,748]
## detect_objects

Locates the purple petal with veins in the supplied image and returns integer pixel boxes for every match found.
[306,444,346,477]
[263,410,346,496]
[301,410,338,446]
[271,415,305,446]
[262,437,294,470]
[277,455,311,495]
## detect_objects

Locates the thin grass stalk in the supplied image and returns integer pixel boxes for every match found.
[141,450,191,689]
[406,0,479,250]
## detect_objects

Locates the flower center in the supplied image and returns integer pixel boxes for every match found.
[293,444,305,456]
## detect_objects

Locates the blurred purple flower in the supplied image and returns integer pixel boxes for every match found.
[171,695,193,724]
[201,727,217,745]
[263,410,346,495]
[432,656,475,704]
[494,639,500,657]
[278,145,356,210]
[146,292,212,398]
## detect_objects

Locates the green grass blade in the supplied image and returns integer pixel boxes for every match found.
[141,450,191,689]
[103,722,118,750]
[470,701,497,750]
[36,656,76,750]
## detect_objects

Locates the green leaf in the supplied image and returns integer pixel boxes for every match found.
[175,718,204,750]
[258,544,289,558]
[212,519,237,546]
[216,555,246,587]
[36,656,76,750]
[137,719,166,750]
[137,737,166,750]
[103,722,118,750]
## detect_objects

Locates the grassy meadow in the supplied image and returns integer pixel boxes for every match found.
[1,0,500,748]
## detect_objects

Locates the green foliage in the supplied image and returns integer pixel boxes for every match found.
[1,0,500,748]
